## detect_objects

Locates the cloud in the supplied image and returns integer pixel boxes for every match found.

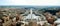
[0,0,60,6]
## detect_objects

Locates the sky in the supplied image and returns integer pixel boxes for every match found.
[0,0,60,6]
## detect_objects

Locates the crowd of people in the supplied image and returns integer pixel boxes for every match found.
[0,10,60,26]
[43,12,57,26]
